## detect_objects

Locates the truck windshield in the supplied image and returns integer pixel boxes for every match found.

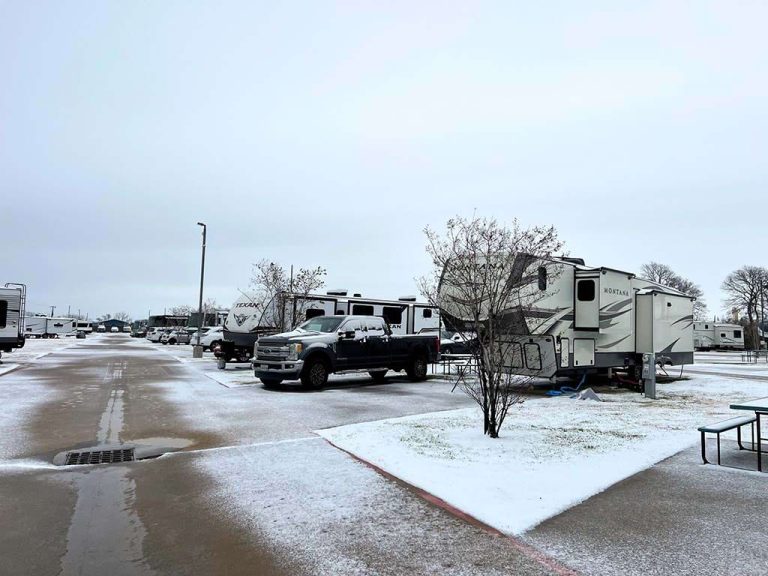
[297,317,344,333]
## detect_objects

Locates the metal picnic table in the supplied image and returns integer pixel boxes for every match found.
[730,397,768,471]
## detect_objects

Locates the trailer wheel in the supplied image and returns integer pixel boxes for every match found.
[369,370,387,383]
[301,357,329,389]
[406,353,428,382]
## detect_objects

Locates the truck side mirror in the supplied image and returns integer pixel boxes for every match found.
[344,330,356,339]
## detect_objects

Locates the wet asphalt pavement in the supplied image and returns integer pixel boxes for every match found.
[0,335,563,576]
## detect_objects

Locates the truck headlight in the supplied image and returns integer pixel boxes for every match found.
[288,343,303,360]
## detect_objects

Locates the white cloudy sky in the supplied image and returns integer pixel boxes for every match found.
[1,1,766,319]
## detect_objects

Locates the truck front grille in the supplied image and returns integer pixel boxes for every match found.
[256,346,289,361]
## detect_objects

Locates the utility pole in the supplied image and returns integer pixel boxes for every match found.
[67,305,71,317]
[193,222,207,357]
[49,306,55,318]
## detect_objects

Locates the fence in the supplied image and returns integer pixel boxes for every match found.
[741,350,768,363]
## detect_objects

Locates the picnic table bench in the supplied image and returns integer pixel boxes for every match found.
[698,415,756,465]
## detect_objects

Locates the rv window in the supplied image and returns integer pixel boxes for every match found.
[576,279,595,302]
[0,300,6,328]
[382,306,403,325]
[734,330,742,338]
[721,333,726,338]
[422,308,432,318]
[352,304,374,316]
[538,267,547,291]
[305,309,325,320]
[704,324,709,329]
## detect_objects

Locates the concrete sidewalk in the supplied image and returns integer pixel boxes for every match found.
[526,442,768,576]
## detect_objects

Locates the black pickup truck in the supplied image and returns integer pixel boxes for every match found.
[252,315,440,388]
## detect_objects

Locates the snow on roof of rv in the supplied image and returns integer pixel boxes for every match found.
[550,257,636,278]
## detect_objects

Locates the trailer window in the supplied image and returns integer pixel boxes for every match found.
[0,301,6,328]
[734,330,742,338]
[382,306,402,325]
[422,308,432,318]
[577,279,595,302]
[538,267,547,291]
[704,324,709,329]
[721,333,726,338]
[305,309,325,320]
[352,304,374,316]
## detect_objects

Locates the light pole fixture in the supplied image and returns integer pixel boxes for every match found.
[193,222,207,358]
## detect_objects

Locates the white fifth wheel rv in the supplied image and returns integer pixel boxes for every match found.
[693,322,744,350]
[24,316,76,338]
[217,290,440,366]
[438,256,695,378]
[0,283,26,358]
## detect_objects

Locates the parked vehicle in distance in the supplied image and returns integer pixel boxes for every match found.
[253,315,440,389]
[693,322,745,351]
[200,326,224,351]
[122,326,131,333]
[97,324,106,332]
[159,329,175,344]
[109,326,119,332]
[419,329,475,355]
[76,330,87,339]
[74,321,93,334]
[147,327,166,343]
[166,329,192,345]
[131,327,147,338]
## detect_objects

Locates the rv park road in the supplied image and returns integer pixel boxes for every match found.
[0,335,562,576]
[3,336,768,576]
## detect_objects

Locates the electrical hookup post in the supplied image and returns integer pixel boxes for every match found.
[642,353,656,399]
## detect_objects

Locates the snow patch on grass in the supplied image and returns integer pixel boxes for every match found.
[318,374,768,535]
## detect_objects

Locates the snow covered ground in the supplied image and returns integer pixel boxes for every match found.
[318,373,768,536]
[0,335,81,369]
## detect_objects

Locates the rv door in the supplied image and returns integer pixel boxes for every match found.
[574,273,600,331]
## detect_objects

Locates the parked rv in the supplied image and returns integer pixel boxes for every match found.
[253,315,440,388]
[24,315,76,338]
[438,256,695,378]
[0,283,26,358]
[693,322,744,351]
[216,290,440,368]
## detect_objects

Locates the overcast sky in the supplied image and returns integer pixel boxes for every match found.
[2,1,766,319]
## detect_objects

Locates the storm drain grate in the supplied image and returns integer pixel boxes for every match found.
[64,448,135,466]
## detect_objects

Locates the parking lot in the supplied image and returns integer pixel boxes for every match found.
[0,334,568,576]
[3,334,768,576]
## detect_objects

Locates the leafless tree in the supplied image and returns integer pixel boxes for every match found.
[169,304,194,317]
[639,261,707,320]
[250,260,326,329]
[96,313,112,322]
[113,311,132,322]
[722,266,768,349]
[419,216,563,438]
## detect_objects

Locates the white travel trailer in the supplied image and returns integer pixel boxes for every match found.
[74,321,93,334]
[693,322,744,350]
[218,290,440,365]
[439,256,695,378]
[0,284,26,357]
[24,316,77,338]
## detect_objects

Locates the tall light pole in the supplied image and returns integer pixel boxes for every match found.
[193,222,207,358]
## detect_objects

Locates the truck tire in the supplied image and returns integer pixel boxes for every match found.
[406,353,428,382]
[217,358,226,370]
[209,340,220,352]
[301,357,329,389]
[260,377,281,388]
[369,370,387,383]
[442,345,453,355]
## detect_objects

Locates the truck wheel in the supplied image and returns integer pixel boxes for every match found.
[217,358,226,370]
[406,353,428,382]
[169,339,176,345]
[209,340,220,352]
[369,370,387,383]
[301,357,329,389]
[260,377,281,388]
[442,345,453,355]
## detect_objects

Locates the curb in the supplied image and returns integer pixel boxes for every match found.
[323,438,579,576]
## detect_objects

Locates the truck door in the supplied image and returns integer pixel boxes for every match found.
[362,318,390,367]
[574,273,600,331]
[335,319,367,368]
